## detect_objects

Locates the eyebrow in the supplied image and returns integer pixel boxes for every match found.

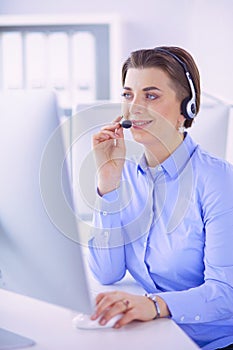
[123,86,161,92]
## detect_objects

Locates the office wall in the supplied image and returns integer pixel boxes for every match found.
[0,0,232,103]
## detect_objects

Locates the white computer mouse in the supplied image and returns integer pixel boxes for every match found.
[72,313,123,330]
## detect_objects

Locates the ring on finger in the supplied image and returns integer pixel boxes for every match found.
[121,299,130,312]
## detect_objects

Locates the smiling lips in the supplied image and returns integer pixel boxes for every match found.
[132,120,153,128]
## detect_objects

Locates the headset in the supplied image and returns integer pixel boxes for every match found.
[154,48,197,120]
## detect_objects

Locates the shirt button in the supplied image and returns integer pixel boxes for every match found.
[180,316,185,322]
[103,231,109,238]
[194,315,200,321]
[157,165,163,171]
[102,211,107,216]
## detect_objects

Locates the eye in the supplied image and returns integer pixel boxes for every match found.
[121,92,133,100]
[145,93,158,100]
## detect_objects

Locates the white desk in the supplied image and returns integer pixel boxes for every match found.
[0,287,199,350]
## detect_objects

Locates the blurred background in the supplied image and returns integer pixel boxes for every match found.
[0,0,232,110]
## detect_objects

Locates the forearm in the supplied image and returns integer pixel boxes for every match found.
[88,242,126,285]
[88,187,127,284]
[97,169,122,196]
[156,279,233,324]
[88,222,126,284]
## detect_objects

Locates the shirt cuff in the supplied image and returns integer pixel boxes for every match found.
[156,290,203,324]
[94,182,131,216]
[156,282,233,325]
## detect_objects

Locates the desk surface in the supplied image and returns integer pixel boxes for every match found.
[0,288,199,350]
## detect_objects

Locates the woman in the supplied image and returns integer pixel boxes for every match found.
[88,46,233,350]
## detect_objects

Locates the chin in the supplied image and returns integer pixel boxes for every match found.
[131,129,154,145]
[131,133,148,147]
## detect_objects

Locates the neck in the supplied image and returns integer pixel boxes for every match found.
[144,133,184,167]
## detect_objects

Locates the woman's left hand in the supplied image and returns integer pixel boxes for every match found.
[90,291,159,328]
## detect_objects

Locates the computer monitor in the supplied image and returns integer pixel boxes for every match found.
[0,90,94,348]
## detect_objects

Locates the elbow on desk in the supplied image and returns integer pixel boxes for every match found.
[90,266,126,286]
[87,245,126,285]
[99,275,125,286]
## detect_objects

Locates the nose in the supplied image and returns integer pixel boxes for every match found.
[129,96,145,116]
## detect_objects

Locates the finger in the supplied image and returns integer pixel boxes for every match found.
[97,300,127,326]
[92,130,118,146]
[92,292,123,319]
[92,134,111,147]
[97,298,132,326]
[95,291,129,305]
[114,125,124,138]
[100,129,119,138]
[101,115,123,132]
[93,132,111,141]
[113,309,136,328]
[95,292,108,304]
[91,294,114,320]
[100,123,121,134]
[95,294,119,315]
[93,128,124,149]
[101,115,122,128]
[112,115,123,123]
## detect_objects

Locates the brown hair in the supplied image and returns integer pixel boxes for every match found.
[121,46,201,128]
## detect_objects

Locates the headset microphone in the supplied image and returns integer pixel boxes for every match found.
[121,119,132,128]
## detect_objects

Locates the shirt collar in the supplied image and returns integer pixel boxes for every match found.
[137,133,198,178]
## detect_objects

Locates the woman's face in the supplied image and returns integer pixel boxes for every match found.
[121,67,184,146]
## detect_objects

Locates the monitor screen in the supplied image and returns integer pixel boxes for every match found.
[0,90,93,321]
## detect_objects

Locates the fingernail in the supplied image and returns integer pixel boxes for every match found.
[100,318,106,325]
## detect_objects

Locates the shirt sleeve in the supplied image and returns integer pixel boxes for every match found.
[87,158,153,286]
[88,184,129,285]
[157,162,233,324]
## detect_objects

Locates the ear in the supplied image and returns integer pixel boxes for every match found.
[176,116,185,127]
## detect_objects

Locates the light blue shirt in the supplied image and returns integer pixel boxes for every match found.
[88,133,233,350]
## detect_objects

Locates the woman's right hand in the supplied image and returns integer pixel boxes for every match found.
[92,116,126,196]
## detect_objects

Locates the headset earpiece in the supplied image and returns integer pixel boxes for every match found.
[181,71,197,119]
[181,97,190,119]
[181,96,196,120]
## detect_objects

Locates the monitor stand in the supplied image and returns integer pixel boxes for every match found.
[0,328,35,349]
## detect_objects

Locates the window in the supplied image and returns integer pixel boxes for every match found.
[2,32,23,89]
[0,15,122,111]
